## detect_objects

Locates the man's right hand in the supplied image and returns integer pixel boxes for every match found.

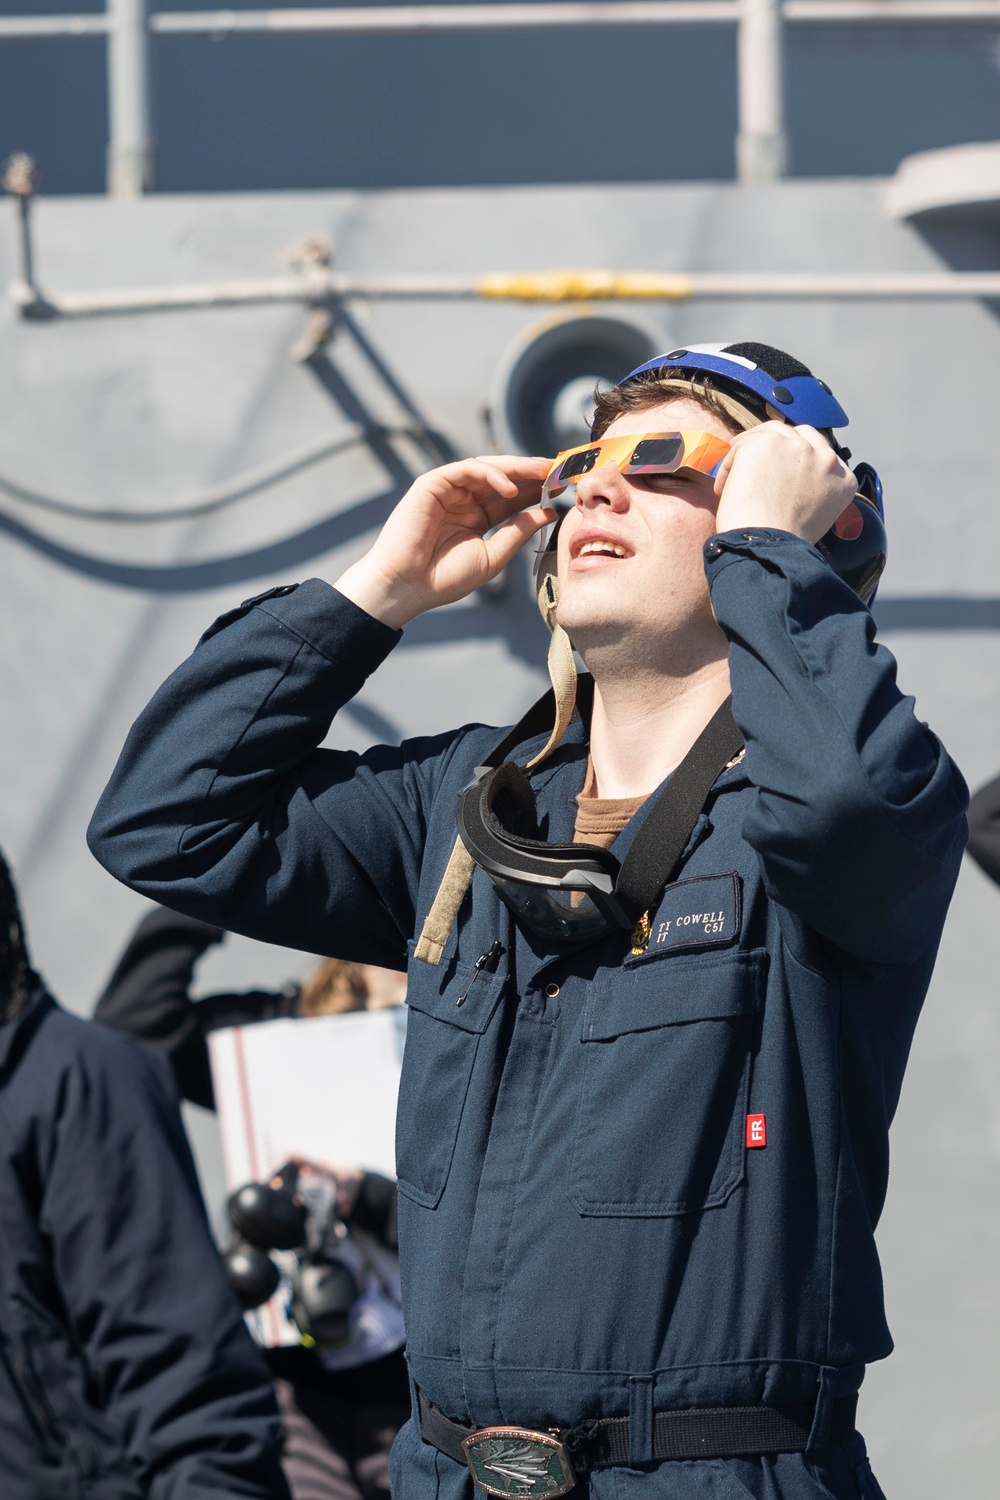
[334,455,555,629]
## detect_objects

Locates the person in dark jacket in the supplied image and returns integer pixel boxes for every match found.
[965,772,1000,885]
[0,845,291,1500]
[93,904,410,1500]
[88,344,969,1500]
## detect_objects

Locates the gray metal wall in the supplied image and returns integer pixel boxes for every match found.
[0,180,997,1496]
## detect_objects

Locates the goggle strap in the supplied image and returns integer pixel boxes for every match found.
[415,673,596,967]
[614,696,744,925]
[413,835,477,967]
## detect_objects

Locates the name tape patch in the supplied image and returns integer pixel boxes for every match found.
[628,872,741,963]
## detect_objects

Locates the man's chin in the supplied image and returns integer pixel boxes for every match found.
[556,574,646,641]
[555,605,633,655]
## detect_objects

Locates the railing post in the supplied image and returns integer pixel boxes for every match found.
[107,0,154,196]
[737,0,786,183]
[2,154,40,306]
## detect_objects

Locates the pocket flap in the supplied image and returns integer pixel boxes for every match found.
[583,949,766,1041]
[405,940,505,1035]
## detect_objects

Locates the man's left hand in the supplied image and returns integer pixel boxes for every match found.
[713,421,857,543]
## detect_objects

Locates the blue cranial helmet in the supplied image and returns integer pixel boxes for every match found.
[620,341,849,430]
[618,340,885,607]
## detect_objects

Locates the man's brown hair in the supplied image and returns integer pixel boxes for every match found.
[590,368,767,441]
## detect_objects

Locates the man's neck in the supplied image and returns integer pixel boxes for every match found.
[584,658,732,801]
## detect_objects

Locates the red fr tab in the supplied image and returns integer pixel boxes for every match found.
[746,1113,767,1148]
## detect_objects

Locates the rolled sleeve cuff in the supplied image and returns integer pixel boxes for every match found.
[703,527,825,575]
[704,527,873,634]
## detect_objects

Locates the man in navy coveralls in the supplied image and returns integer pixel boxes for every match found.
[89,344,968,1500]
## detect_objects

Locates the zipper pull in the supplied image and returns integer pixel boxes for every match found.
[456,940,505,1007]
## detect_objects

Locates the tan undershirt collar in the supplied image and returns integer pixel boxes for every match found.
[573,758,649,851]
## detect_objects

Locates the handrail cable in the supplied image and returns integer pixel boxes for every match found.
[0,426,421,524]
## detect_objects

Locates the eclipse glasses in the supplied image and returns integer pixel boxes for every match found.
[539,428,886,607]
[541,430,731,505]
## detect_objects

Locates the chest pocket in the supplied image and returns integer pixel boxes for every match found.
[395,944,505,1210]
[568,948,766,1217]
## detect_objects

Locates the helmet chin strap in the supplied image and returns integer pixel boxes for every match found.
[412,548,579,966]
[526,556,578,770]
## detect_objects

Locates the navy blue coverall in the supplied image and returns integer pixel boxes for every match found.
[0,987,290,1500]
[88,530,969,1500]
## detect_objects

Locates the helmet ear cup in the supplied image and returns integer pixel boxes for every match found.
[816,461,886,607]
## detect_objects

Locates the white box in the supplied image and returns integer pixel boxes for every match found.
[208,1007,407,1345]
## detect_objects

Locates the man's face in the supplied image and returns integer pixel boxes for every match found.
[555,398,735,661]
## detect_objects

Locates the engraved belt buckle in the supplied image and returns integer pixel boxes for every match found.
[461,1424,576,1500]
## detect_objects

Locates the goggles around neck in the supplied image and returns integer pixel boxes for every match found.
[455,686,744,947]
[541,430,731,505]
[457,760,628,943]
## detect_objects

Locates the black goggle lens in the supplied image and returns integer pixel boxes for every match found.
[491,879,620,944]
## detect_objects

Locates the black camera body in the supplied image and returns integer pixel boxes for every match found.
[222,1162,362,1348]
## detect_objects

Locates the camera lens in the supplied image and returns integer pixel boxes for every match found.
[228,1181,308,1251]
[293,1257,362,1348]
[223,1242,281,1310]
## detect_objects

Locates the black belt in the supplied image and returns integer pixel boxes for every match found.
[418,1388,858,1498]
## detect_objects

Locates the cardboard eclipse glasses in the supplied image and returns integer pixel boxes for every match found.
[541,430,731,504]
[541,428,875,551]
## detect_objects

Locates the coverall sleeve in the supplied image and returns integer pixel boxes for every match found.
[41,1019,290,1500]
[87,580,468,967]
[705,529,968,964]
[965,772,1000,887]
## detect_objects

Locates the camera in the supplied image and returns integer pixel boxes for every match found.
[222,1161,363,1348]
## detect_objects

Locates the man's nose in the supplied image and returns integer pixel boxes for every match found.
[575,461,629,511]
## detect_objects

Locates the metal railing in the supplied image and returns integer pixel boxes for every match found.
[6,170,1000,322]
[1,0,999,193]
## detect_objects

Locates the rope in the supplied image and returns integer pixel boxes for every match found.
[0,425,420,524]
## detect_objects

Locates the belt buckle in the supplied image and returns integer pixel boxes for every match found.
[461,1424,576,1499]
